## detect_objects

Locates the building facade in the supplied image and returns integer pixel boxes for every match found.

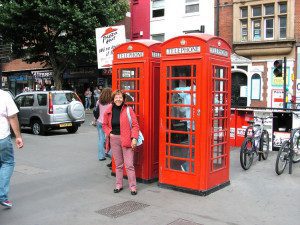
[229,0,297,108]
[131,0,215,42]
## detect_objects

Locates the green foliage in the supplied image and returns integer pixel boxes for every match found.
[0,0,129,89]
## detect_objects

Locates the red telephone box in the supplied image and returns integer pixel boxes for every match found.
[158,34,231,195]
[112,39,161,182]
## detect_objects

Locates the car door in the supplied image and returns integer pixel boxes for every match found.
[22,94,35,125]
[14,95,26,125]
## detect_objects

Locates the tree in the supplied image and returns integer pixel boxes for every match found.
[0,0,129,90]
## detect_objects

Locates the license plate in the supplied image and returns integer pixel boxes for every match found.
[59,123,72,128]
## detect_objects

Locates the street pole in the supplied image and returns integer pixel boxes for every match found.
[283,57,287,109]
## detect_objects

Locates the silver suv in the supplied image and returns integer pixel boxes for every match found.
[14,90,85,135]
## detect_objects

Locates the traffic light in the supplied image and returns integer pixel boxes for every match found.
[273,60,283,77]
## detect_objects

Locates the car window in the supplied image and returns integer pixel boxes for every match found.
[52,92,80,105]
[37,94,47,106]
[15,96,25,108]
[23,95,34,107]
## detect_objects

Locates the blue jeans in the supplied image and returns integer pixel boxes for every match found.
[85,97,91,109]
[0,135,15,202]
[97,122,106,160]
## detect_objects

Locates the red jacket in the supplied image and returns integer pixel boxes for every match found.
[102,104,140,150]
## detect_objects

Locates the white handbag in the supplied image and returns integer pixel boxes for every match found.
[126,107,144,146]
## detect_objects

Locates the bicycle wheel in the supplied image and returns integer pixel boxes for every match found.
[275,140,290,175]
[292,130,300,163]
[260,130,270,160]
[240,137,254,170]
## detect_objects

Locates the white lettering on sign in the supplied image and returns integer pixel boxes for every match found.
[166,46,201,55]
[96,25,126,68]
[209,47,229,57]
[117,52,144,59]
[230,128,235,138]
[152,52,161,58]
[237,128,246,137]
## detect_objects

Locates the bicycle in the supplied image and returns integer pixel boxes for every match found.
[275,128,300,175]
[240,116,273,170]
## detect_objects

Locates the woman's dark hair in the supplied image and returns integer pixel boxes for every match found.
[99,87,112,105]
[111,89,127,103]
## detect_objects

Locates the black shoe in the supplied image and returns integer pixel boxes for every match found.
[130,190,137,195]
[106,162,112,168]
[99,158,106,161]
[105,153,111,158]
[114,188,123,193]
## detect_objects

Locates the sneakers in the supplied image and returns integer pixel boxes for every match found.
[0,200,13,208]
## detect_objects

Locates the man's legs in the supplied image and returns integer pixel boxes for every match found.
[0,136,15,205]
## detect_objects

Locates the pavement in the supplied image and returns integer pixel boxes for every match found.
[0,112,300,225]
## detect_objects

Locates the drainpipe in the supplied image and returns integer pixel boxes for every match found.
[216,0,220,36]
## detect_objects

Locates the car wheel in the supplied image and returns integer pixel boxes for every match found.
[31,120,45,135]
[66,124,78,134]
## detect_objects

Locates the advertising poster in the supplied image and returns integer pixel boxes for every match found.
[271,89,284,108]
[95,25,126,69]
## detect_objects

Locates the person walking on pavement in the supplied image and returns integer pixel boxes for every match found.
[102,90,140,195]
[93,86,101,107]
[0,89,24,208]
[84,87,92,110]
[95,87,112,161]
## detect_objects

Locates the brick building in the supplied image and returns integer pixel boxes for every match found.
[217,0,298,108]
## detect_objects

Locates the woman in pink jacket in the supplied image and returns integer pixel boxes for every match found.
[102,90,139,195]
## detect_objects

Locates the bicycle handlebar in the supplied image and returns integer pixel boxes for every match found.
[292,112,300,118]
[253,116,276,120]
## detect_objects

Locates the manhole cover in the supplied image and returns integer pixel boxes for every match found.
[96,200,149,218]
[168,218,203,225]
[15,165,48,175]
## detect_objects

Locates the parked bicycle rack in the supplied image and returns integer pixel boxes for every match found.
[230,107,300,150]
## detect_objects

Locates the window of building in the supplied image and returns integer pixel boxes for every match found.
[151,33,165,42]
[279,2,287,39]
[264,4,274,15]
[241,7,248,18]
[252,6,261,17]
[251,74,261,100]
[264,18,274,39]
[279,2,287,14]
[252,20,261,41]
[279,16,287,39]
[152,0,165,18]
[241,20,248,41]
[240,1,287,42]
[185,0,199,14]
[153,9,164,17]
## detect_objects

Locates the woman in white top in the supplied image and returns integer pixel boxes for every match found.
[96,88,112,161]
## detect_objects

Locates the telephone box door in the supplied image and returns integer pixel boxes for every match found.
[208,60,231,188]
[160,60,201,188]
